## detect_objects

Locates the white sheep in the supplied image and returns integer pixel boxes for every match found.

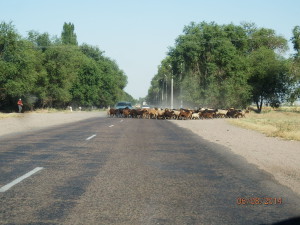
[191,113,200,120]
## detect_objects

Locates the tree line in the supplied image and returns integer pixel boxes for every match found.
[146,22,300,112]
[0,22,134,112]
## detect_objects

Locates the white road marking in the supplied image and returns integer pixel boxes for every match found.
[86,134,96,140]
[109,125,114,127]
[0,167,44,192]
[120,120,123,122]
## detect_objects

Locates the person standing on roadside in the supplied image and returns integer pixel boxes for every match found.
[17,98,23,113]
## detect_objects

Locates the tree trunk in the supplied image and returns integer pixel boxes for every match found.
[256,96,263,113]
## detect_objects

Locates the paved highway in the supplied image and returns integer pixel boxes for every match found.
[0,117,299,225]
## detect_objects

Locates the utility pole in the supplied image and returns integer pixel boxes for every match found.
[160,79,164,105]
[162,82,164,102]
[165,75,167,105]
[171,76,173,109]
[180,62,183,108]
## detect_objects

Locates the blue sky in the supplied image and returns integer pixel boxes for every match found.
[1,0,299,99]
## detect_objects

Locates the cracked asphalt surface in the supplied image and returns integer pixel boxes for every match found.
[0,117,299,225]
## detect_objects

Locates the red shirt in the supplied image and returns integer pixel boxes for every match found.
[17,100,23,106]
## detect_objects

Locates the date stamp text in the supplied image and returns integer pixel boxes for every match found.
[237,197,282,205]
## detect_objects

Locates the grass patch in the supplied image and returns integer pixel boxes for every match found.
[0,113,23,119]
[228,109,300,141]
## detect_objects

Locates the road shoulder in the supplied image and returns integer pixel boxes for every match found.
[0,111,106,137]
[170,119,300,196]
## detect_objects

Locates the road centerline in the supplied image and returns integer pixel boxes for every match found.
[86,134,96,140]
[0,167,44,193]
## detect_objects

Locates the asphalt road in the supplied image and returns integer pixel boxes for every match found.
[0,117,299,225]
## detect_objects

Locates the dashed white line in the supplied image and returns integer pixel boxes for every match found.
[109,125,114,127]
[0,167,44,192]
[86,134,96,140]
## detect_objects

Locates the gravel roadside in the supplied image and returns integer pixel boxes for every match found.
[1,112,299,196]
[0,111,106,137]
[171,119,300,197]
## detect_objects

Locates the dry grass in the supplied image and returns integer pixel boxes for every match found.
[0,113,23,119]
[0,109,63,118]
[228,108,300,141]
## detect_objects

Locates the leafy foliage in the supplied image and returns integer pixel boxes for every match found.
[289,26,300,103]
[291,26,300,57]
[0,22,132,111]
[61,22,78,46]
[147,21,296,111]
[248,47,291,111]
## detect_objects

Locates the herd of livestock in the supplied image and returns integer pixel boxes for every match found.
[107,107,249,120]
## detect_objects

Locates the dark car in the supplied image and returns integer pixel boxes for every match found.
[115,101,133,109]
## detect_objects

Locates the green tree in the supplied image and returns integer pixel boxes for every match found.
[289,26,300,103]
[0,22,43,111]
[248,47,291,112]
[0,21,131,111]
[291,26,300,57]
[97,58,128,106]
[246,27,290,111]
[27,31,52,51]
[42,45,81,107]
[248,28,288,52]
[71,55,102,107]
[148,21,292,111]
[78,44,128,107]
[61,22,78,45]
[80,43,105,62]
[166,22,252,108]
